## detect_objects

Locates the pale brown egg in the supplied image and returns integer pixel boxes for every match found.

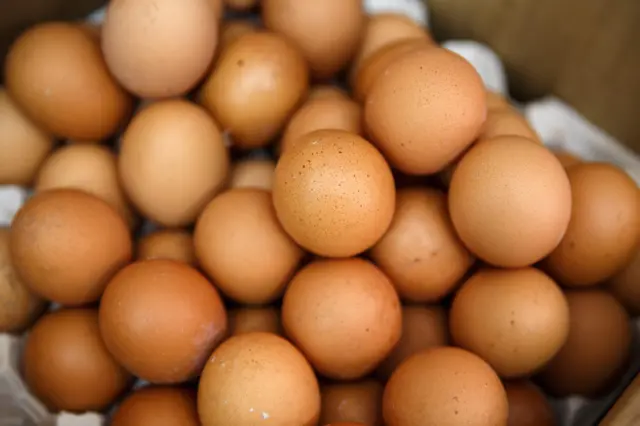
[282,258,402,380]
[370,187,474,302]
[200,32,309,149]
[273,129,395,257]
[228,159,276,191]
[137,229,196,265]
[449,136,572,268]
[608,249,640,316]
[505,381,557,426]
[383,347,508,426]
[102,0,218,98]
[544,163,640,286]
[208,0,224,19]
[227,307,282,336]
[307,85,350,101]
[377,305,449,380]
[198,332,321,426]
[0,89,54,185]
[219,20,258,52]
[486,91,514,112]
[99,260,227,383]
[480,110,541,143]
[195,189,304,304]
[553,150,582,168]
[537,290,632,397]
[10,189,132,305]
[365,46,486,175]
[0,228,46,333]
[4,22,132,140]
[450,268,570,378]
[223,0,258,10]
[23,309,132,412]
[119,100,229,227]
[320,380,383,426]
[111,386,199,426]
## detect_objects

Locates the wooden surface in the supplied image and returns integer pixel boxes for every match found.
[600,374,640,425]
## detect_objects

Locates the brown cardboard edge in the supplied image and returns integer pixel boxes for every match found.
[600,374,640,426]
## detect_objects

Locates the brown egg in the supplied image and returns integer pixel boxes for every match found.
[504,381,557,426]
[5,22,132,140]
[480,110,541,143]
[35,144,136,227]
[544,163,640,286]
[223,0,258,10]
[449,136,572,268]
[280,97,363,154]
[119,100,229,227]
[111,386,199,426]
[200,32,309,149]
[99,260,227,383]
[198,332,321,426]
[209,0,224,19]
[377,305,449,380]
[450,268,570,378]
[320,380,383,426]
[23,308,132,412]
[10,189,132,305]
[102,0,218,98]
[308,85,350,101]
[228,159,276,191]
[370,187,474,302]
[609,249,640,316]
[282,258,402,380]
[273,130,395,257]
[0,228,46,333]
[219,20,258,52]
[195,189,304,304]
[227,307,282,336]
[537,290,632,397]
[365,46,486,175]
[137,229,196,265]
[0,89,54,185]
[486,91,514,112]
[383,347,508,426]
[553,150,582,168]
[262,0,364,79]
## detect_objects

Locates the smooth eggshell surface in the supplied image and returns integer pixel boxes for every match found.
[111,386,200,426]
[608,249,640,316]
[504,381,557,426]
[320,380,384,426]
[136,229,196,265]
[227,307,283,337]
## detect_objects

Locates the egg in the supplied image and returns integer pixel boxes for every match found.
[479,109,541,143]
[223,0,258,10]
[111,386,199,426]
[0,228,47,333]
[10,189,132,305]
[194,189,304,304]
[543,163,640,286]
[370,187,474,302]
[198,332,321,426]
[307,85,350,101]
[227,307,283,336]
[273,129,395,257]
[608,249,640,316]
[365,46,486,175]
[320,380,384,426]
[99,260,227,383]
[282,258,402,380]
[137,229,196,265]
[376,305,449,380]
[537,290,632,397]
[101,0,218,98]
[228,159,276,191]
[35,144,136,227]
[219,20,258,52]
[383,347,508,426]
[0,89,54,185]
[449,136,572,268]
[119,100,229,227]
[486,91,514,112]
[200,32,309,149]
[23,308,132,412]
[262,0,365,79]
[504,381,557,426]
[4,22,132,140]
[553,150,582,168]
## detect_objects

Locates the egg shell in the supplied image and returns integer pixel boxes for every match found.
[223,0,258,10]
[383,347,508,426]
[227,307,283,336]
[119,99,229,227]
[553,150,582,169]
[307,85,350,102]
[194,188,304,304]
[0,89,54,185]
[102,0,218,98]
[320,380,383,426]
[273,129,395,258]
[10,189,132,306]
[543,163,640,286]
[200,31,309,149]
[537,290,632,397]
[23,308,132,412]
[136,229,196,265]
[370,187,474,302]
[282,258,402,380]
[99,259,227,384]
[365,46,487,175]
[608,249,640,316]
[504,381,557,426]
[480,109,541,143]
[449,136,572,268]
[486,91,514,112]
[218,20,258,53]
[262,0,365,79]
[228,159,276,191]
[111,386,199,426]
[198,332,321,426]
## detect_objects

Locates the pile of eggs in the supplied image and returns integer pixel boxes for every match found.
[1,0,639,425]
